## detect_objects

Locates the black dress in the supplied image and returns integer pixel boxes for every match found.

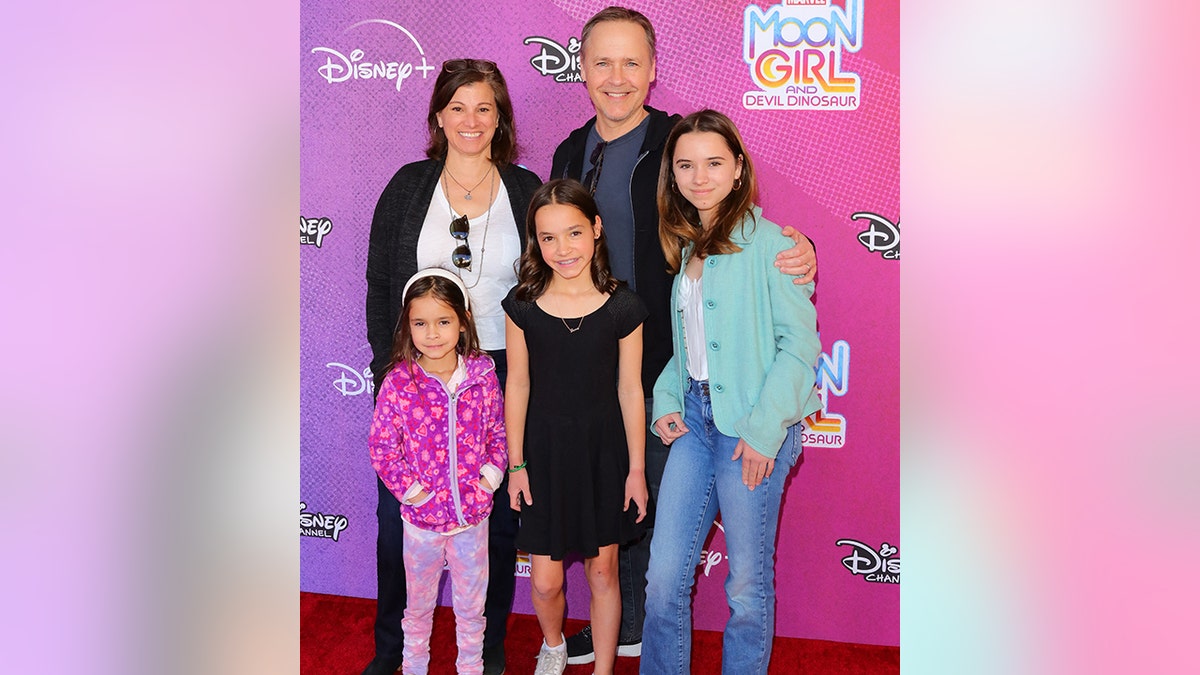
[502,284,648,560]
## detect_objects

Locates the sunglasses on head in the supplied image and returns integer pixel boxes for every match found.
[442,58,498,74]
[449,214,472,270]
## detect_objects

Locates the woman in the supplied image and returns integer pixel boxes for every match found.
[639,110,822,675]
[363,58,542,675]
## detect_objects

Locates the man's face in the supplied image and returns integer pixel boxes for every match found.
[580,20,656,132]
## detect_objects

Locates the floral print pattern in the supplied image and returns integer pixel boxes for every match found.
[369,353,507,533]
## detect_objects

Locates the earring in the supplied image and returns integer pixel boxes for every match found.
[733,177,742,190]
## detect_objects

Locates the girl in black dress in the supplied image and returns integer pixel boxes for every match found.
[501,179,648,675]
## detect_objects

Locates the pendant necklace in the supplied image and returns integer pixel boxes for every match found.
[444,164,492,200]
[443,170,494,289]
[561,316,584,333]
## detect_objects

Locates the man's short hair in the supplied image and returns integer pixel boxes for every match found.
[580,6,657,60]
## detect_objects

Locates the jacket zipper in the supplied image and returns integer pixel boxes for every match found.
[432,373,468,528]
[444,361,495,528]
[564,127,650,290]
[627,149,651,291]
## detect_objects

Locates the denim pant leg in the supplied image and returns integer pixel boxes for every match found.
[639,387,721,675]
[482,349,518,650]
[483,477,518,648]
[617,397,671,642]
[401,521,448,675]
[447,520,489,675]
[714,424,801,675]
[373,478,407,663]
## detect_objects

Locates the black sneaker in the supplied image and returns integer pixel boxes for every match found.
[482,641,506,675]
[566,625,595,665]
[565,625,642,664]
[359,656,401,675]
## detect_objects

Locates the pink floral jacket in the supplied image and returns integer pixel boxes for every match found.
[368,353,507,533]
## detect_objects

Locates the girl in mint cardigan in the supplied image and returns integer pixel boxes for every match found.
[639,110,821,675]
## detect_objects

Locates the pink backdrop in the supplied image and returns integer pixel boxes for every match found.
[300,0,898,646]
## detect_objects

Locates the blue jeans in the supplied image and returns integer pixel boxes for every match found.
[640,379,802,675]
[615,396,670,642]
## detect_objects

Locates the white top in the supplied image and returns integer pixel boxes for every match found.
[417,182,521,351]
[679,273,709,382]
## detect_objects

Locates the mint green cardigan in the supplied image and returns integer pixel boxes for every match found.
[651,207,822,458]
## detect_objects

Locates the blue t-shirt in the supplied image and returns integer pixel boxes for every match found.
[583,115,650,290]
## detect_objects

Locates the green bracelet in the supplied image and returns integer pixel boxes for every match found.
[507,461,527,474]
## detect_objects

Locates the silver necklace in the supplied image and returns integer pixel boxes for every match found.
[444,170,494,289]
[444,164,492,200]
[561,316,584,333]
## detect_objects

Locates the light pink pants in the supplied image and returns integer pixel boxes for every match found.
[401,518,489,675]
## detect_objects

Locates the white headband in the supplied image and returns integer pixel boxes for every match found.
[402,267,470,311]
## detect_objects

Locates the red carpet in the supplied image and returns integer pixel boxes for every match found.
[301,592,898,674]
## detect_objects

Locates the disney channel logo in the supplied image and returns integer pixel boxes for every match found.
[524,36,582,83]
[853,211,899,260]
[301,501,349,542]
[836,538,899,584]
[301,216,333,248]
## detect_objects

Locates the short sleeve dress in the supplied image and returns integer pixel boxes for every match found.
[502,284,648,560]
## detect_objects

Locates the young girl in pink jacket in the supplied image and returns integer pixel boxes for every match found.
[368,268,508,675]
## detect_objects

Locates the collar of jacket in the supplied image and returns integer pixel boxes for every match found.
[730,206,764,246]
[561,106,677,177]
[393,353,495,390]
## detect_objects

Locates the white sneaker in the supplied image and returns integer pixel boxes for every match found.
[533,640,568,675]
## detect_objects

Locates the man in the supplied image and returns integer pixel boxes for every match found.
[548,6,817,667]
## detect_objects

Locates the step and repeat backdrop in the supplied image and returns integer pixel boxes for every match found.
[301,0,898,646]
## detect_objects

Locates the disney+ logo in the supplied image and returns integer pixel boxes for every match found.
[698,521,728,577]
[836,538,899,584]
[524,36,582,83]
[853,211,899,260]
[310,19,435,93]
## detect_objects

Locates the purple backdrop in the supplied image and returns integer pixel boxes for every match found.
[301,0,898,646]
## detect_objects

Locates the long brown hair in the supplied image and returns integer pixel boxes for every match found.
[424,58,518,165]
[514,179,618,301]
[657,109,759,273]
[387,274,481,376]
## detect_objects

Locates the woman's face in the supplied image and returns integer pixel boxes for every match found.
[436,82,499,159]
[670,131,743,227]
